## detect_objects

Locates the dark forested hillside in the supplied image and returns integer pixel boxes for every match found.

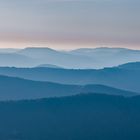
[0,94,140,140]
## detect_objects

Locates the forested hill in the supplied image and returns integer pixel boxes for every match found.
[0,94,140,140]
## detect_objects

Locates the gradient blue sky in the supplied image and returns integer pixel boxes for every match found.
[0,0,140,49]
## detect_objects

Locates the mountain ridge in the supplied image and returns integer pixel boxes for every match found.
[0,64,139,92]
[0,75,138,100]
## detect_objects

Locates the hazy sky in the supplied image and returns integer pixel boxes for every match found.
[0,0,140,49]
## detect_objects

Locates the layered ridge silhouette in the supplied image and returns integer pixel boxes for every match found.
[0,47,140,68]
[0,75,137,100]
[0,62,139,93]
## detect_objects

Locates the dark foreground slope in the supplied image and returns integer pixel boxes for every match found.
[0,94,140,140]
[0,75,137,100]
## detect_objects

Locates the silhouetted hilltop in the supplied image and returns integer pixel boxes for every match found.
[36,64,63,69]
[18,47,59,58]
[118,62,140,70]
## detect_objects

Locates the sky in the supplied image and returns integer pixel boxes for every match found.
[0,0,140,50]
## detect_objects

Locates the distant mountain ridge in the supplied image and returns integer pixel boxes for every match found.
[0,47,140,68]
[17,47,93,68]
